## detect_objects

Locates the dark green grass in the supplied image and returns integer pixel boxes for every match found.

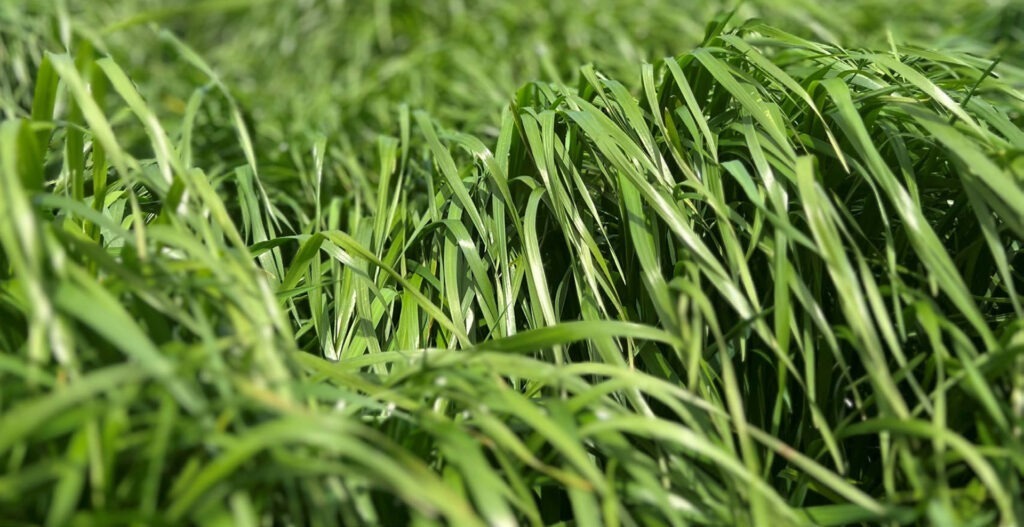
[1,1,1023,526]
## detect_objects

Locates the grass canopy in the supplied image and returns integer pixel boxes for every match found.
[1,1,1023,526]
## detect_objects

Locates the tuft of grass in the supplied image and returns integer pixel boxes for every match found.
[1,1,1023,526]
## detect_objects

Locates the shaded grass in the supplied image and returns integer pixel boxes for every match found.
[1,1,1024,526]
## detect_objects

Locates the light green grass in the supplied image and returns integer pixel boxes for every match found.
[1,1,1023,525]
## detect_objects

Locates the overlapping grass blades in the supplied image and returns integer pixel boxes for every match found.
[1,7,1023,527]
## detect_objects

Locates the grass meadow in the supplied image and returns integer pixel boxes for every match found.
[1,0,1023,525]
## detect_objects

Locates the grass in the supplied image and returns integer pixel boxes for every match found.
[1,1,1023,525]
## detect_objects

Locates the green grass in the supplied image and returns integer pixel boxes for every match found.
[1,1,1023,525]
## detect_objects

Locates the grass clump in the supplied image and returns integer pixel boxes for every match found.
[1,1,1024,526]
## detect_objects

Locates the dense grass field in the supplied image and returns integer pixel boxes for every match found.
[2,1,1023,525]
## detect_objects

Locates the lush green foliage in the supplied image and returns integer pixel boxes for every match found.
[1,1,1023,525]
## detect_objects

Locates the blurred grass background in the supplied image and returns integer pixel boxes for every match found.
[5,0,1023,144]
